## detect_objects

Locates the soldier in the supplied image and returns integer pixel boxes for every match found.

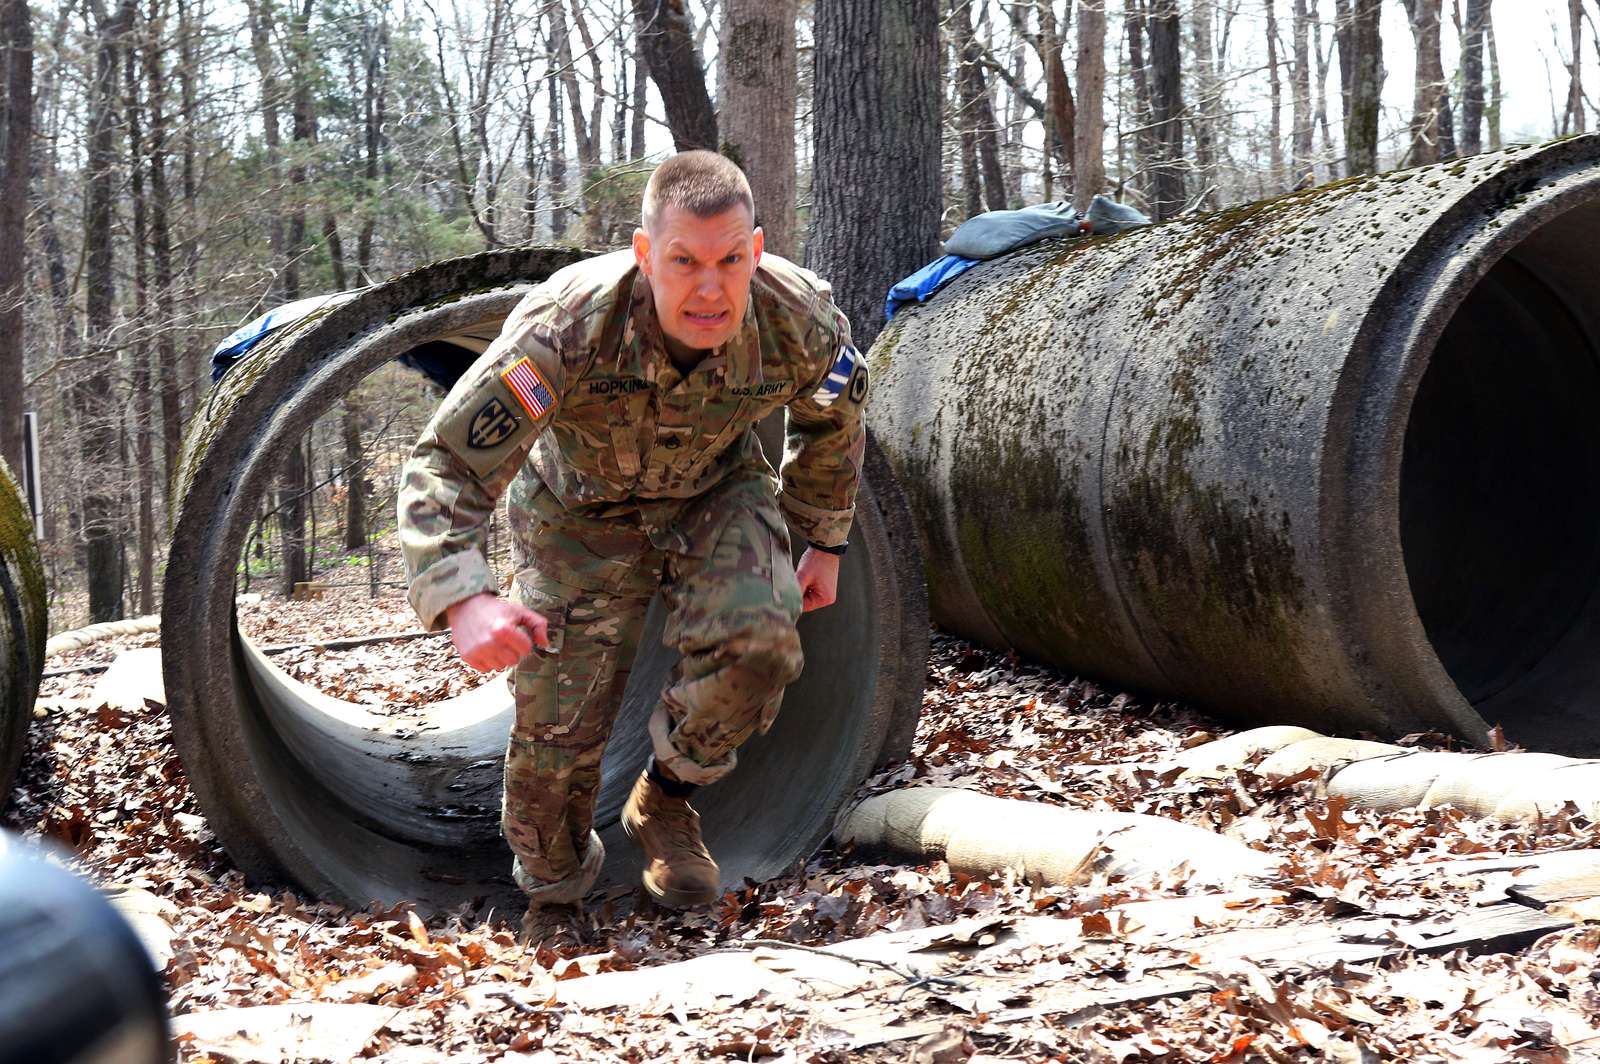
[398,151,867,948]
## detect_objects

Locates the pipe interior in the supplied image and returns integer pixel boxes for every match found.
[1400,201,1600,755]
[231,329,882,909]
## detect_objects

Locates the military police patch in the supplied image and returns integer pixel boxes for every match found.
[813,344,862,409]
[468,396,519,449]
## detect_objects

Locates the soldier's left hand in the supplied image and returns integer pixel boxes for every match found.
[795,548,841,613]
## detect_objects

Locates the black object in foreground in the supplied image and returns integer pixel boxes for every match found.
[0,833,170,1064]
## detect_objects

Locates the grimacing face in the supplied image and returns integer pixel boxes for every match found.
[633,202,764,355]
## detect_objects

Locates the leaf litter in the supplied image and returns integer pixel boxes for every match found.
[7,589,1599,1062]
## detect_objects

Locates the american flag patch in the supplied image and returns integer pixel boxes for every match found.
[501,357,555,419]
[812,344,861,408]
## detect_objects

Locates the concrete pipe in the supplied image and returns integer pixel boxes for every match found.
[0,458,45,810]
[162,248,927,910]
[871,136,1600,756]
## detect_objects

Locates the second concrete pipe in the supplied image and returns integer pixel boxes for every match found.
[871,136,1600,757]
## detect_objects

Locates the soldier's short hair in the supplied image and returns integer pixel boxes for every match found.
[641,151,755,232]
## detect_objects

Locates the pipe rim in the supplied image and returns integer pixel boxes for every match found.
[1331,137,1600,748]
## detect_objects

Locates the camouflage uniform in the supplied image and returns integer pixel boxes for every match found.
[398,249,867,904]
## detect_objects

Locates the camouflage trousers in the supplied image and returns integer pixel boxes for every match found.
[500,466,805,903]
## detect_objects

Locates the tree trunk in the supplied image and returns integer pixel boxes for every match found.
[1312,0,1336,179]
[629,43,648,159]
[1291,0,1313,186]
[546,59,568,239]
[1566,0,1585,135]
[1334,0,1382,176]
[246,0,284,297]
[0,0,31,474]
[1147,0,1184,219]
[719,0,798,255]
[548,0,599,180]
[808,0,939,352]
[147,0,180,498]
[283,0,312,301]
[124,0,155,616]
[342,402,365,549]
[1038,1,1075,188]
[356,14,386,283]
[1486,13,1502,149]
[1073,0,1107,211]
[80,0,135,623]
[1188,0,1218,209]
[630,0,717,151]
[1125,0,1153,200]
[1266,0,1283,187]
[1402,0,1443,165]
[1460,0,1490,155]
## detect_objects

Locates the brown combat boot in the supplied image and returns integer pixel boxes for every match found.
[620,768,721,909]
[519,902,585,953]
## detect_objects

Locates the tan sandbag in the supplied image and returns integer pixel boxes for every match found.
[835,787,1273,888]
[44,615,160,658]
[1323,750,1469,811]
[1491,762,1600,822]
[1256,737,1404,779]
[1413,752,1583,817]
[1166,726,1322,777]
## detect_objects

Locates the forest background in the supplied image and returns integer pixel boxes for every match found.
[2,0,1595,630]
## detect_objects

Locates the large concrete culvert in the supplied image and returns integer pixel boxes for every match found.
[0,458,46,810]
[162,248,928,910]
[870,135,1600,757]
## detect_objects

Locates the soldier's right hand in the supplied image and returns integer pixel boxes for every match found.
[445,592,550,672]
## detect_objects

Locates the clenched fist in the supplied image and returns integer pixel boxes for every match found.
[445,592,550,672]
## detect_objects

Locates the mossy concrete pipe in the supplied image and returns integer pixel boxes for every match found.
[0,458,46,809]
[871,136,1600,756]
[162,247,928,910]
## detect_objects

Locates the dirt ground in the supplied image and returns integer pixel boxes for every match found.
[7,585,1600,1062]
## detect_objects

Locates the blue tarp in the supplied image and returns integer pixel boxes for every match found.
[209,291,362,382]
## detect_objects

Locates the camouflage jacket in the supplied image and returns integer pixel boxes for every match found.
[399,249,868,630]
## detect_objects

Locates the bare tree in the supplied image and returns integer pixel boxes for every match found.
[0,0,31,473]
[80,0,137,621]
[809,0,940,351]
[719,0,799,255]
[631,0,717,150]
[1188,0,1219,209]
[1400,0,1444,165]
[1564,0,1585,134]
[1334,0,1382,176]
[1290,0,1313,186]
[1266,0,1283,187]
[950,0,1007,216]
[1459,0,1491,155]
[1074,0,1107,210]
[1146,0,1184,218]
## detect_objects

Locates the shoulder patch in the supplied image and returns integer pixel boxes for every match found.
[812,344,863,408]
[468,397,519,449]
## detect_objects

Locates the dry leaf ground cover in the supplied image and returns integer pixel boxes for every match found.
[7,586,1600,1062]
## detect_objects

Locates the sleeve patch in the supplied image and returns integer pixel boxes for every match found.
[467,397,520,449]
[501,357,556,418]
[812,344,862,409]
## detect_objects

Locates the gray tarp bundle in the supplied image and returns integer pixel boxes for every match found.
[943,194,1150,260]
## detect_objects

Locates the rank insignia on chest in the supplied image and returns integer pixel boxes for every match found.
[467,397,519,450]
[502,356,556,419]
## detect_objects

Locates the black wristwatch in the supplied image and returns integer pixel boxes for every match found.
[807,540,848,556]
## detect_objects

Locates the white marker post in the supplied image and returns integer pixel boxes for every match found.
[21,411,42,541]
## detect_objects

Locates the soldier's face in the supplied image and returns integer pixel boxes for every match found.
[634,204,764,353]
